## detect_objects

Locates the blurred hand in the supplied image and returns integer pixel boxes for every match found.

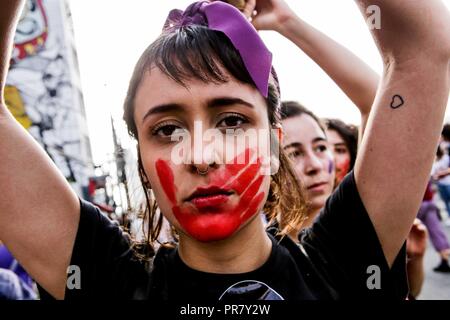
[241,0,295,32]
[406,219,428,259]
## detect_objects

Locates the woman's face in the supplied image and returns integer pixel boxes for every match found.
[326,129,351,185]
[282,114,335,213]
[133,67,272,243]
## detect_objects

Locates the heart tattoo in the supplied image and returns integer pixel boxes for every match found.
[390,95,405,109]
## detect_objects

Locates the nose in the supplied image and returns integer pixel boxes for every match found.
[191,150,217,175]
[302,151,323,176]
[188,125,220,176]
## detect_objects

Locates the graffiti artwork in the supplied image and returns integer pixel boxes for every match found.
[12,0,48,64]
[5,0,92,195]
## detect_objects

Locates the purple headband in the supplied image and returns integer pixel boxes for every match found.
[163,1,273,98]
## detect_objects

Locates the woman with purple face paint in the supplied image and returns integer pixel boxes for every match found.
[280,101,335,230]
[1,0,450,302]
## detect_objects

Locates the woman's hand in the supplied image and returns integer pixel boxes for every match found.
[406,219,427,298]
[242,0,296,33]
[407,219,428,259]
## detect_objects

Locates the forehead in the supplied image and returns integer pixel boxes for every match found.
[133,67,267,122]
[282,114,326,147]
[326,129,345,145]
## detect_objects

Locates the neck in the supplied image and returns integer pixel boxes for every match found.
[178,215,272,274]
[287,207,321,243]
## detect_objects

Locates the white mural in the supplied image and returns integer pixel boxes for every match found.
[5,0,92,196]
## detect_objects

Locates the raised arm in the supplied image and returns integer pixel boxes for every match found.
[0,1,80,299]
[244,0,379,135]
[353,0,450,266]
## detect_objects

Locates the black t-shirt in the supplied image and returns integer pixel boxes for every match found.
[55,171,407,300]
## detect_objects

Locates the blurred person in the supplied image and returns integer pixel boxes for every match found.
[432,141,450,225]
[419,182,450,273]
[0,241,36,294]
[325,119,358,186]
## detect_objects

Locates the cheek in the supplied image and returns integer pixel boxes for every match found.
[335,155,351,173]
[320,152,335,174]
[324,152,336,184]
[293,162,307,181]
[140,150,181,223]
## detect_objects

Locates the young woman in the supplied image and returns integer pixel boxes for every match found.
[1,0,449,300]
[325,119,358,186]
[281,101,428,298]
[280,101,335,229]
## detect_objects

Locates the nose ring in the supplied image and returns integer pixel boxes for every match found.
[197,167,209,175]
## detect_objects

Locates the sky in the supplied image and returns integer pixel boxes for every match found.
[68,0,450,166]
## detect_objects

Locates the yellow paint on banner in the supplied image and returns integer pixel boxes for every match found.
[4,86,33,129]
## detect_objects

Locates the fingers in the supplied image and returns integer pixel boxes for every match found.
[242,0,256,19]
[410,219,428,237]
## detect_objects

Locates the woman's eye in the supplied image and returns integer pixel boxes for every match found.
[315,145,328,153]
[217,114,248,129]
[152,124,182,138]
[289,150,304,158]
[335,147,347,154]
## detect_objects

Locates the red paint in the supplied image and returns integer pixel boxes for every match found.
[155,159,177,204]
[335,158,351,185]
[155,148,265,242]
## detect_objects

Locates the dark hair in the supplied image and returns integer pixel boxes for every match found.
[325,119,358,171]
[280,101,326,134]
[442,123,450,141]
[124,26,281,138]
[123,25,308,259]
[437,144,444,159]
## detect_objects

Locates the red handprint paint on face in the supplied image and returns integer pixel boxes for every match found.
[335,158,350,184]
[155,148,265,242]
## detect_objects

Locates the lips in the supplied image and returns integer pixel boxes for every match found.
[307,182,328,191]
[186,186,233,209]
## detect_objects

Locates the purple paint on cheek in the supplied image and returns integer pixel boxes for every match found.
[328,160,334,174]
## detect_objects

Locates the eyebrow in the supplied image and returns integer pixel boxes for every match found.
[333,142,347,147]
[142,97,254,123]
[207,97,254,110]
[142,103,184,123]
[284,137,327,150]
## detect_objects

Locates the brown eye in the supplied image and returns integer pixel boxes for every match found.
[151,122,184,140]
[155,125,177,137]
[217,114,248,129]
[289,150,304,158]
[315,145,328,153]
[335,147,348,154]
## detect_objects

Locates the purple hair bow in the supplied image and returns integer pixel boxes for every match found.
[163,1,273,98]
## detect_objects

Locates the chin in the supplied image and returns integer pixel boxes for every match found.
[184,212,260,243]
[310,198,328,213]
